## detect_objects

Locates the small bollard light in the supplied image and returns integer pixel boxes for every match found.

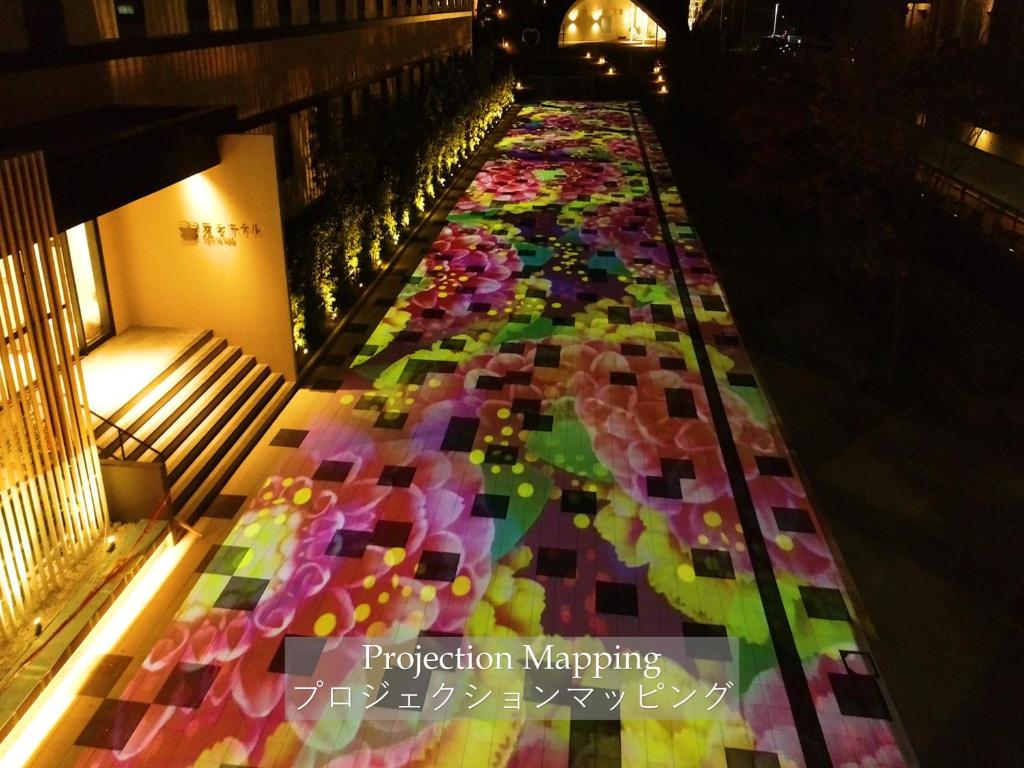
[34,617,43,636]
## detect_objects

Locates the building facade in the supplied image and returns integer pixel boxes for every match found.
[0,0,473,631]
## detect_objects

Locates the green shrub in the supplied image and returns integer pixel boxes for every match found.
[286,52,514,357]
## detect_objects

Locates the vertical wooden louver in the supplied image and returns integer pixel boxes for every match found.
[0,152,107,639]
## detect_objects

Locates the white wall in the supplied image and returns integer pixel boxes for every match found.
[98,134,297,380]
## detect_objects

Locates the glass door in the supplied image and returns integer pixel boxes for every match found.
[62,221,113,352]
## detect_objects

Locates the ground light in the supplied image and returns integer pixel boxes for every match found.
[607,66,616,75]
[0,531,194,768]
[659,84,668,94]
[597,56,606,65]
[584,51,591,59]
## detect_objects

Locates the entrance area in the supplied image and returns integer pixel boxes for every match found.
[71,133,298,521]
[63,220,113,351]
[559,0,666,46]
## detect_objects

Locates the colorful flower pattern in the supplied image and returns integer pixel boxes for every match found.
[70,102,908,768]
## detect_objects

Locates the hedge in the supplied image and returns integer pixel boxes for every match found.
[285,52,514,359]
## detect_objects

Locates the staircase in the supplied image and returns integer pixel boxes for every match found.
[93,329,292,521]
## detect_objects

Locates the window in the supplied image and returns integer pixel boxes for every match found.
[22,0,67,48]
[236,0,256,29]
[358,0,366,19]
[309,0,321,22]
[278,0,292,25]
[376,0,384,16]
[115,0,147,38]
[62,222,113,351]
[186,0,210,32]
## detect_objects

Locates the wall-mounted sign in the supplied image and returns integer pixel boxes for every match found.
[178,221,262,246]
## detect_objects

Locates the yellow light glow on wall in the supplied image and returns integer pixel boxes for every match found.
[0,531,194,767]
[1,152,108,640]
[182,169,220,212]
[560,0,664,45]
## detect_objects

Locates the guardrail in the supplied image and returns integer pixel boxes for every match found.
[919,163,1024,251]
[90,410,167,463]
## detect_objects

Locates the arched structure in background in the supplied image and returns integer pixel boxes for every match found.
[558,0,666,45]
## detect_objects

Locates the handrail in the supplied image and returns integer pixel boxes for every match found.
[920,162,1024,221]
[918,163,1024,243]
[90,409,167,463]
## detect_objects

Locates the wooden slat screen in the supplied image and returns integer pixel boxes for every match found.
[0,152,107,638]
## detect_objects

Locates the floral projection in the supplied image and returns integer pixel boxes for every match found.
[70,102,908,768]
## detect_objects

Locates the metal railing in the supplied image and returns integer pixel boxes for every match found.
[91,410,167,463]
[919,163,1024,250]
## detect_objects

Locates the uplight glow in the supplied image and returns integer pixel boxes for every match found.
[0,532,194,767]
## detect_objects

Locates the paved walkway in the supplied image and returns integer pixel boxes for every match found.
[41,102,910,768]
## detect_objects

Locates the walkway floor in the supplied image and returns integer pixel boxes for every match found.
[40,102,911,767]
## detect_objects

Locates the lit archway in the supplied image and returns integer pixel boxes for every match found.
[559,0,666,46]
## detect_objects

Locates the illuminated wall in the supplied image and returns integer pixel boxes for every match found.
[0,153,108,639]
[689,0,705,28]
[97,134,297,380]
[559,0,665,44]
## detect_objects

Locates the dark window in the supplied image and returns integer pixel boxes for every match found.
[236,0,255,28]
[309,0,320,22]
[276,117,294,180]
[22,0,67,48]
[376,0,384,16]
[278,0,292,25]
[186,0,210,32]
[357,0,366,19]
[114,0,147,38]
[390,0,398,15]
